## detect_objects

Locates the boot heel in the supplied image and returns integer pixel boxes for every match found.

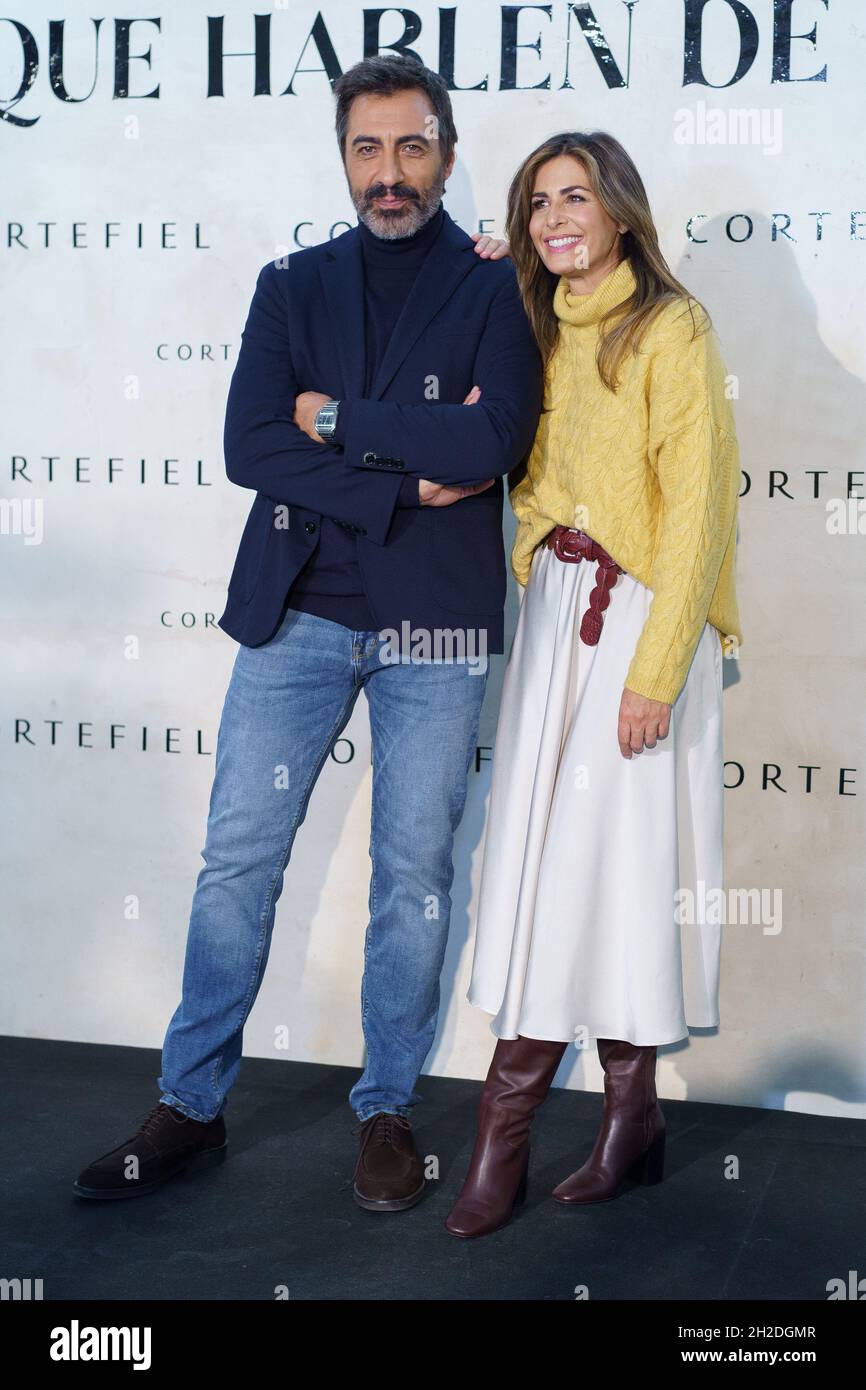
[628,1130,665,1186]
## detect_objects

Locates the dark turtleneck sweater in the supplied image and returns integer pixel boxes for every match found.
[284,201,446,631]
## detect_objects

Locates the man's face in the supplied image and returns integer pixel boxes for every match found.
[343,89,455,239]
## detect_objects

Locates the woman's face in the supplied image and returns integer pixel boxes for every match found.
[528,155,626,282]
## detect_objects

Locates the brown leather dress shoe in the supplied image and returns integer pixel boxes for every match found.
[352,1112,426,1211]
[72,1102,227,1199]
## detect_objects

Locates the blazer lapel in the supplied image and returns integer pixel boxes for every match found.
[318,210,477,404]
[319,228,366,401]
[368,211,476,401]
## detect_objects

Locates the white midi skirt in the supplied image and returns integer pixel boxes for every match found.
[467,539,725,1047]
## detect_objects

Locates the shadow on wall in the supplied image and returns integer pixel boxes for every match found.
[675,210,866,522]
[674,212,866,1114]
[674,206,866,676]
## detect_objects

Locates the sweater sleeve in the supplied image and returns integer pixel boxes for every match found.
[624,305,740,705]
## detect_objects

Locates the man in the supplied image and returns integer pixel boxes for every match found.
[73,53,543,1211]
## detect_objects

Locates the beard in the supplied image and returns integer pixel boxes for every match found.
[351,167,446,240]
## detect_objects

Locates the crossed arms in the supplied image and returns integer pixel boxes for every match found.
[223,259,543,546]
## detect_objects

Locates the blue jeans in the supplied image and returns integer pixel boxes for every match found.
[158,606,488,1123]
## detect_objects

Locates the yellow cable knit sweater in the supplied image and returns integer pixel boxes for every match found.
[510,256,742,705]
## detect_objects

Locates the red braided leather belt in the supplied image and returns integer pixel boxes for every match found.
[542,525,625,646]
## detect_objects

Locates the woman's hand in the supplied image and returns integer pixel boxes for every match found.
[419,477,494,506]
[470,232,511,260]
[617,687,671,759]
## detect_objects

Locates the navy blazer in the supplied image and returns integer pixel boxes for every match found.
[218,209,544,654]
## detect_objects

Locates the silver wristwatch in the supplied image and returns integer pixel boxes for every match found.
[315,399,341,439]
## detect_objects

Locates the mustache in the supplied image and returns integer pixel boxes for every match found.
[364,184,419,204]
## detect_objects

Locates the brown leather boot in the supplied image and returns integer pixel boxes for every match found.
[444,1035,568,1239]
[352,1112,426,1211]
[552,1037,665,1204]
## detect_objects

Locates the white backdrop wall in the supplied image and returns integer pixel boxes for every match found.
[3,1,864,1118]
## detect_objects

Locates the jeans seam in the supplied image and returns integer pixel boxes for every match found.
[207,681,361,1105]
[358,635,380,1038]
[361,760,378,1039]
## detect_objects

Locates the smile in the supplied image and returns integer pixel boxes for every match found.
[545,234,583,249]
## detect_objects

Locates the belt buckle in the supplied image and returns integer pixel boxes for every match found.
[554,527,585,563]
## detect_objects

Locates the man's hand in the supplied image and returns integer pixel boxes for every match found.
[293,391,331,442]
[418,386,493,506]
[470,232,511,260]
[617,687,672,759]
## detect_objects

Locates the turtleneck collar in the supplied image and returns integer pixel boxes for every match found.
[554,256,636,327]
[358,201,445,259]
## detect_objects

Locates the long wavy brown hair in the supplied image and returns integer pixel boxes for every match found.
[505,130,708,391]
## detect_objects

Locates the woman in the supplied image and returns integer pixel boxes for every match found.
[445,131,742,1239]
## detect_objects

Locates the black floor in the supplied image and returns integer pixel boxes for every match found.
[2,1036,864,1301]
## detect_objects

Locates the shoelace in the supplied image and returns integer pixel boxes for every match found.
[377,1114,397,1145]
[139,1102,184,1138]
[353,1112,408,1144]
